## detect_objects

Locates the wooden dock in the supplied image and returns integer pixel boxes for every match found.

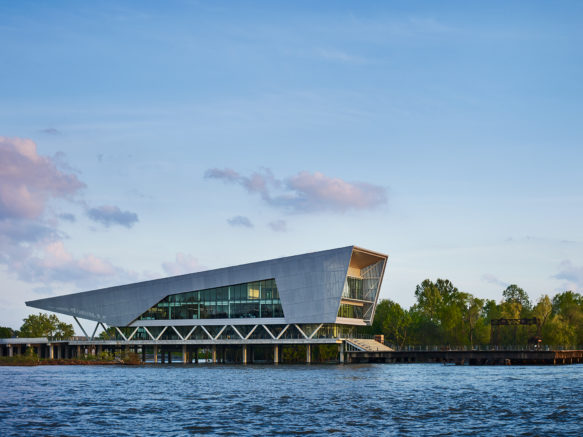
[346,349,583,365]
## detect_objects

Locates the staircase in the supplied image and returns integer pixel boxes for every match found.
[345,338,393,352]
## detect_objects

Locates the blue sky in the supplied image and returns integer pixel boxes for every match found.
[1,1,582,330]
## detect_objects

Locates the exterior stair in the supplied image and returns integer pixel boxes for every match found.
[345,338,393,352]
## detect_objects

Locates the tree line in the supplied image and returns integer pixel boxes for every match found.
[369,279,583,348]
[0,313,74,340]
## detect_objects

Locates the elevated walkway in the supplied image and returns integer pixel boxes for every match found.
[345,339,393,352]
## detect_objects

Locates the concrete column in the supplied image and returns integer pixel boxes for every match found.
[49,345,54,359]
[182,345,188,364]
[153,345,158,364]
[212,345,217,363]
[274,345,279,364]
[77,345,81,358]
[8,345,13,357]
[222,347,227,364]
[194,347,199,364]
[98,345,103,356]
[161,348,165,363]
[339,342,345,364]
[306,345,311,364]
[168,350,172,364]
[242,345,248,364]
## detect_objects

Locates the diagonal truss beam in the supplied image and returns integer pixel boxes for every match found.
[143,326,156,341]
[73,316,89,339]
[276,324,290,340]
[127,327,140,341]
[309,323,324,339]
[99,322,114,340]
[171,326,184,340]
[245,325,259,340]
[200,325,213,340]
[115,326,128,341]
[294,324,308,339]
[155,326,168,341]
[231,325,244,340]
[90,322,100,341]
[184,326,198,340]
[262,324,275,339]
[214,325,227,340]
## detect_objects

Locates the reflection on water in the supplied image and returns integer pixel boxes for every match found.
[1,364,582,435]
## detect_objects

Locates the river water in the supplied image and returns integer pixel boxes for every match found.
[1,363,581,436]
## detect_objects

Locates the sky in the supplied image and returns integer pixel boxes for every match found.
[1,1,582,332]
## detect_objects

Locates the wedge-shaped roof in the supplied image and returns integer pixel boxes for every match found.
[26,246,387,326]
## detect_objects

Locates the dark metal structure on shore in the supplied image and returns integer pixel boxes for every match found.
[345,348,583,365]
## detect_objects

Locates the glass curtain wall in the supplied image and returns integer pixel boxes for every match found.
[139,279,283,320]
[339,260,384,320]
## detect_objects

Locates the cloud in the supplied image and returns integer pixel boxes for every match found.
[269,219,287,232]
[481,273,509,289]
[87,205,139,228]
[17,241,119,284]
[58,213,76,222]
[0,137,135,287]
[205,168,387,213]
[227,215,253,228]
[0,136,85,220]
[39,128,61,135]
[162,253,204,276]
[553,260,583,290]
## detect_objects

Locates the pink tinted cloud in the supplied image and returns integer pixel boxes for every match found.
[16,241,119,284]
[0,137,85,220]
[0,137,138,288]
[286,171,387,212]
[162,253,204,276]
[205,167,387,213]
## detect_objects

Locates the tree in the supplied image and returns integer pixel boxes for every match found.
[552,291,583,344]
[413,279,443,322]
[375,300,410,347]
[464,296,485,347]
[502,284,531,311]
[533,295,553,335]
[99,327,116,340]
[412,278,466,345]
[0,327,15,338]
[19,313,74,340]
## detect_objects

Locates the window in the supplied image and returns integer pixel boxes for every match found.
[138,279,284,320]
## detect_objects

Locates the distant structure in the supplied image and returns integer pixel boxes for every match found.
[19,246,391,363]
[490,317,540,346]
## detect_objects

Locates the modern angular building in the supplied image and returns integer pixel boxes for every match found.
[25,246,390,363]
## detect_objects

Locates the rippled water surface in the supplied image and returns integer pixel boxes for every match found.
[1,363,582,436]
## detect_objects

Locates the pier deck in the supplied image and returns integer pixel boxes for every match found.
[347,349,583,365]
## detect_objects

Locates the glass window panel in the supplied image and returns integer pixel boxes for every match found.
[248,282,260,300]
[138,279,283,320]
